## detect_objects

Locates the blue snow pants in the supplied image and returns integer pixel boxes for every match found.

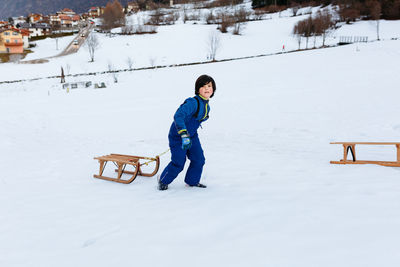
[159,135,205,186]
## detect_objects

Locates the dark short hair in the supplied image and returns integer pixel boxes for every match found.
[195,75,216,98]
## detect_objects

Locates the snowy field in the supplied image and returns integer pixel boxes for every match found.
[1,5,400,82]
[1,39,400,267]
[1,4,400,267]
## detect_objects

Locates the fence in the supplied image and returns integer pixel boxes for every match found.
[339,36,368,45]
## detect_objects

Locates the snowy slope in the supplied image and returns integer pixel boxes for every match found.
[1,39,400,266]
[1,6,400,82]
[1,4,400,266]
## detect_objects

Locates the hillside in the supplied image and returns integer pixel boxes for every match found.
[1,4,400,267]
[0,0,129,19]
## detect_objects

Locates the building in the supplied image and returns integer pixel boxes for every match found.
[17,22,51,38]
[58,8,76,16]
[49,14,61,28]
[29,13,43,23]
[0,28,24,53]
[88,7,104,18]
[18,29,30,48]
[127,2,140,13]
[0,21,9,28]
[59,14,80,28]
[12,16,27,26]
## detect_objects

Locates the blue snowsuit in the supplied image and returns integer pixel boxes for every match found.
[160,95,210,186]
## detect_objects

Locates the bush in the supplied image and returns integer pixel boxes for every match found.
[217,12,234,33]
[206,11,217,24]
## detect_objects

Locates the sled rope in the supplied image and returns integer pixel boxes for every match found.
[140,148,170,166]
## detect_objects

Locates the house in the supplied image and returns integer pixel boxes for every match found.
[18,29,30,48]
[12,16,27,26]
[49,14,61,28]
[0,28,24,54]
[0,21,9,28]
[127,2,140,13]
[59,14,80,28]
[88,7,104,18]
[29,13,43,23]
[58,8,76,16]
[17,23,51,38]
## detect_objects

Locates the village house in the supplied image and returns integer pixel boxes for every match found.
[0,21,10,28]
[18,29,30,48]
[17,22,51,38]
[59,14,80,28]
[0,28,24,54]
[127,2,140,13]
[12,16,27,26]
[29,13,43,23]
[88,7,104,18]
[57,8,76,16]
[49,14,61,28]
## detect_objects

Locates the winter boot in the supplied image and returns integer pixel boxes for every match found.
[158,176,168,191]
[190,183,207,188]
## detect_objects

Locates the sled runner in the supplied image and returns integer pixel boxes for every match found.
[93,153,160,184]
[330,142,400,167]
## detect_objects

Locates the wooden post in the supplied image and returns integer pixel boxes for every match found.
[99,160,105,175]
[117,163,123,180]
[343,144,348,161]
[61,67,65,83]
[396,144,400,162]
[351,144,356,161]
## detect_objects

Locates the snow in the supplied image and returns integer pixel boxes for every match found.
[1,4,400,267]
[24,35,76,61]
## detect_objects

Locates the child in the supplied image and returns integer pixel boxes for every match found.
[158,75,216,190]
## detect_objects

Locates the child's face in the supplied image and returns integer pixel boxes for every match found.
[199,82,214,100]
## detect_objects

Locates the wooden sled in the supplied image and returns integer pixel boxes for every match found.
[330,142,400,167]
[93,153,160,184]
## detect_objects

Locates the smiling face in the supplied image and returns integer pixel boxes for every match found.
[198,82,214,100]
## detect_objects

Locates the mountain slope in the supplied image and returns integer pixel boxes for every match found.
[0,0,129,19]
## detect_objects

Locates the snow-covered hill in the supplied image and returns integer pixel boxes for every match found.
[1,4,400,82]
[1,5,400,267]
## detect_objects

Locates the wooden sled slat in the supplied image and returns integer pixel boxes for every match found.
[330,160,400,167]
[93,153,160,184]
[330,142,400,167]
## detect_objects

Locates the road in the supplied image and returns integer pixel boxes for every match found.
[20,23,95,64]
[57,23,94,57]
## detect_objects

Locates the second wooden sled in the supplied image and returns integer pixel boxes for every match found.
[93,153,160,184]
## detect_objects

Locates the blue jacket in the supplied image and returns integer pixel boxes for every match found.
[168,95,210,142]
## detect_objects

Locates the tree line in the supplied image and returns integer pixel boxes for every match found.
[292,10,335,49]
[252,0,400,20]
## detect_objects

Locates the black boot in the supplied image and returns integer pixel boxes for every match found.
[158,180,168,191]
[191,183,207,188]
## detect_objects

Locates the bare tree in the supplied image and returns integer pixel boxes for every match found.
[232,6,249,35]
[126,57,134,69]
[293,16,313,49]
[291,4,300,17]
[218,11,234,33]
[207,31,221,61]
[182,5,189,24]
[292,23,302,50]
[107,61,118,83]
[206,10,217,24]
[85,33,100,62]
[101,0,126,35]
[149,57,157,68]
[367,0,381,40]
[315,10,335,47]
[66,63,71,75]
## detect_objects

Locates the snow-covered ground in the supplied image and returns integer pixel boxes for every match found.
[23,34,76,61]
[1,4,400,82]
[1,4,400,267]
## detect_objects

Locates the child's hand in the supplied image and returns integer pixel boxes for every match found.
[180,131,192,150]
